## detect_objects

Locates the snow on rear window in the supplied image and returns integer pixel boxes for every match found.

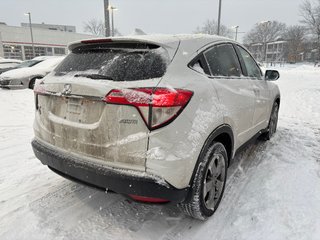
[54,44,170,81]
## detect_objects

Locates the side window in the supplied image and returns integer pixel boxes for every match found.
[236,46,262,79]
[204,44,241,77]
[191,60,206,75]
[189,55,211,75]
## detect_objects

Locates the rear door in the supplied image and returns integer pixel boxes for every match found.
[235,45,270,132]
[203,43,256,147]
[34,41,178,171]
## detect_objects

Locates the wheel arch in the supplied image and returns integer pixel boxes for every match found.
[28,75,44,89]
[188,124,234,187]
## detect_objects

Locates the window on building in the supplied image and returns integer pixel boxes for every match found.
[3,45,23,60]
[24,46,34,60]
[54,48,66,55]
[24,46,45,59]
[46,47,53,56]
[34,47,46,57]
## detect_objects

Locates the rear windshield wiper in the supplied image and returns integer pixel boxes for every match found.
[74,73,114,80]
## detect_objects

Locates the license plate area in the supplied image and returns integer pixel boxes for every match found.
[66,97,83,122]
[45,95,104,124]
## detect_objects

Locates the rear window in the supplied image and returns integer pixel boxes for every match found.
[54,43,170,81]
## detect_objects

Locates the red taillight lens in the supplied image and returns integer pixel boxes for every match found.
[104,88,193,130]
[33,80,46,95]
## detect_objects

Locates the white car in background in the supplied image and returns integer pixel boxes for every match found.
[0,59,22,73]
[0,56,64,89]
[0,58,45,75]
[31,35,280,220]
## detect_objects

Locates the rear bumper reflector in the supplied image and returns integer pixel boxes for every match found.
[128,194,170,203]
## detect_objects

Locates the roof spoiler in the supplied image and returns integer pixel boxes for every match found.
[68,37,174,52]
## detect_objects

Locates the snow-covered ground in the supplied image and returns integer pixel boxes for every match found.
[0,64,319,240]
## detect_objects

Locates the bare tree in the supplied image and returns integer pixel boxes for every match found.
[194,20,233,38]
[83,19,122,37]
[243,21,286,61]
[283,25,306,63]
[83,19,105,36]
[300,0,320,61]
[243,21,286,44]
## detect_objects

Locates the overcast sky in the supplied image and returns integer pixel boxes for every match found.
[0,0,303,42]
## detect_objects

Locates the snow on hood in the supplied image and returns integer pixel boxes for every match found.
[0,57,65,79]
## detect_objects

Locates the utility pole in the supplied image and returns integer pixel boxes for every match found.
[108,6,117,36]
[104,0,111,37]
[217,0,222,35]
[232,26,245,42]
[25,12,35,58]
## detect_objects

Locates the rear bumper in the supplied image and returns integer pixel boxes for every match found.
[31,139,189,203]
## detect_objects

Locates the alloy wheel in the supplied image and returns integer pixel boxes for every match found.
[203,153,226,210]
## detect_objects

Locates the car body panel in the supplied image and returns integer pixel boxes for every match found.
[34,76,164,171]
[32,34,280,191]
[145,43,224,188]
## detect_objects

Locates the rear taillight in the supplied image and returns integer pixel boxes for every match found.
[33,80,46,95]
[104,88,193,130]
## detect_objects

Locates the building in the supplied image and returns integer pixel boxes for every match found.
[247,38,319,64]
[247,40,286,63]
[0,23,94,60]
[248,43,264,61]
[21,23,76,33]
[266,40,286,62]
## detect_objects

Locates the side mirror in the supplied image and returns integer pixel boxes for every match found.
[265,70,280,81]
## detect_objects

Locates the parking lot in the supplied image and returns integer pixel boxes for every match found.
[0,64,319,240]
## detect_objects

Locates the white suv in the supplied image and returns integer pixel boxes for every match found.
[32,34,280,220]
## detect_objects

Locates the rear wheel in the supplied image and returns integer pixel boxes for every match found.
[178,142,227,220]
[29,77,42,90]
[262,102,279,140]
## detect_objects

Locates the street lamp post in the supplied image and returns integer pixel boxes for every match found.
[217,0,222,35]
[234,26,239,41]
[25,12,35,59]
[108,5,117,37]
[104,0,111,37]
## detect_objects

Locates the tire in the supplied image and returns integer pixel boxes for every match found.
[262,102,279,141]
[178,142,228,220]
[29,77,42,90]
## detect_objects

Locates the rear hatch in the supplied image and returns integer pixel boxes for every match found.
[34,39,179,171]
